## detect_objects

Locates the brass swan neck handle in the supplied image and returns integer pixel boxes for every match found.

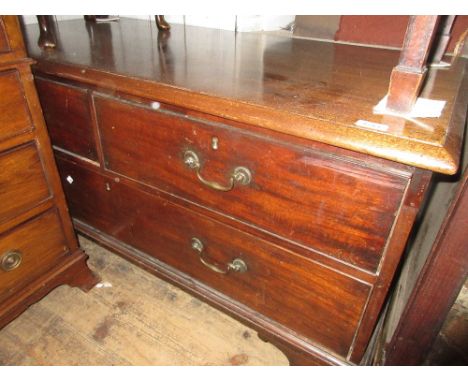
[191,237,247,275]
[183,150,251,192]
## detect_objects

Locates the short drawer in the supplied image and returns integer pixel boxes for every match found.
[35,77,98,161]
[0,70,32,141]
[0,18,9,54]
[95,95,408,272]
[57,157,371,358]
[0,210,68,303]
[0,143,51,222]
[0,16,26,63]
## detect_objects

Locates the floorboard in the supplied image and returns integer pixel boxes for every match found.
[0,236,288,366]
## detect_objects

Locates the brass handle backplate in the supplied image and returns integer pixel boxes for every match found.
[191,237,247,274]
[183,150,251,192]
[1,250,23,272]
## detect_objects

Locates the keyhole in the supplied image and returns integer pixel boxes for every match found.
[211,137,219,150]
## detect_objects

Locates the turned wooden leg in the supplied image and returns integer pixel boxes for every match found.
[36,15,56,49]
[155,15,171,31]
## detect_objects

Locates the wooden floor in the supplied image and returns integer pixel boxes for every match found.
[0,236,288,366]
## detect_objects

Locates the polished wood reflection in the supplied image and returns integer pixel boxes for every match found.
[23,18,467,175]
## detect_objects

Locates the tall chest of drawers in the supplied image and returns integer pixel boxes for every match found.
[24,18,467,365]
[0,16,98,328]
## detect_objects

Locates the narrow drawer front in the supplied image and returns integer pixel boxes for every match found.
[0,19,9,54]
[0,143,51,222]
[95,96,407,272]
[0,70,32,141]
[35,78,98,161]
[0,210,68,302]
[57,157,371,357]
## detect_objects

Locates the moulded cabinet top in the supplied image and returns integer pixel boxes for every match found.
[23,18,467,174]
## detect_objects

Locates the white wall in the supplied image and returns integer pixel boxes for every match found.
[21,15,295,32]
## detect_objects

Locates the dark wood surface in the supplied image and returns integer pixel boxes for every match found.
[92,92,408,273]
[56,155,370,358]
[386,16,440,113]
[35,77,98,161]
[75,220,347,365]
[0,248,97,329]
[23,18,467,174]
[0,70,33,141]
[0,16,98,330]
[0,210,68,303]
[26,17,466,365]
[36,70,432,364]
[383,145,468,365]
[0,143,51,222]
[0,18,9,53]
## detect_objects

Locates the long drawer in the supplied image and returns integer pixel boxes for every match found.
[0,209,68,303]
[56,155,371,358]
[0,142,51,223]
[93,94,408,273]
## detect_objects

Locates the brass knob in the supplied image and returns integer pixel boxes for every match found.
[1,250,23,272]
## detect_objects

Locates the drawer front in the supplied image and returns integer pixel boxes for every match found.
[0,16,25,63]
[57,156,371,357]
[0,18,9,54]
[0,143,51,222]
[35,78,98,161]
[0,70,32,141]
[95,95,407,272]
[0,210,68,303]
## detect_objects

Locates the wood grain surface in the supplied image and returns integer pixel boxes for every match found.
[0,15,97,331]
[0,70,32,141]
[0,236,289,366]
[0,16,26,65]
[93,93,408,273]
[35,77,98,161]
[0,143,51,223]
[0,210,68,303]
[56,155,371,358]
[23,18,467,174]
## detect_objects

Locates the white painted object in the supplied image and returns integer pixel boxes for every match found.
[355,119,389,132]
[95,281,113,288]
[374,95,446,118]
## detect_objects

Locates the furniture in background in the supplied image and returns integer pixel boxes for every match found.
[22,17,467,365]
[36,15,171,49]
[0,16,98,329]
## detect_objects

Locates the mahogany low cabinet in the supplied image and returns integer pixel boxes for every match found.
[34,75,430,365]
[26,18,466,366]
[0,16,98,329]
